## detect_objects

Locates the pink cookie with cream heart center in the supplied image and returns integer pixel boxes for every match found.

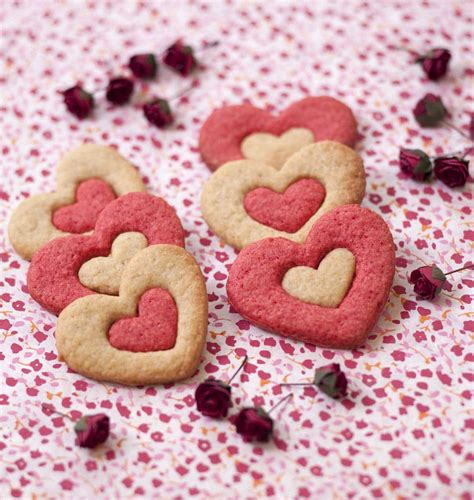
[227,205,395,349]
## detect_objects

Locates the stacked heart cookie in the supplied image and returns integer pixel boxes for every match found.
[199,97,395,349]
[9,144,208,385]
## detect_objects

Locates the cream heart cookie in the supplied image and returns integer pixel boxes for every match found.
[282,248,355,308]
[56,245,208,386]
[201,141,365,249]
[78,232,148,294]
[8,144,145,260]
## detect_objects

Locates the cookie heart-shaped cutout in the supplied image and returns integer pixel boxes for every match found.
[241,128,314,170]
[227,205,395,349]
[282,248,355,307]
[108,288,178,352]
[78,232,148,294]
[244,178,325,233]
[28,192,185,315]
[199,96,358,170]
[9,144,145,260]
[202,141,365,249]
[53,178,116,233]
[56,245,208,386]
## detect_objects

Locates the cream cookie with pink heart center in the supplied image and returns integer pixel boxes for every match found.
[201,141,365,249]
[56,245,208,386]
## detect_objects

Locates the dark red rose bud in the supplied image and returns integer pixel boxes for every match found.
[416,48,451,81]
[195,379,232,418]
[399,148,433,181]
[409,265,447,300]
[163,40,197,76]
[413,93,447,127]
[74,413,110,448]
[63,85,94,119]
[231,408,273,443]
[128,53,157,79]
[143,98,174,128]
[434,156,469,188]
[106,77,134,105]
[313,363,348,398]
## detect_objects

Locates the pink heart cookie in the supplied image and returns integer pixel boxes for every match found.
[227,205,395,349]
[199,96,358,171]
[28,192,185,315]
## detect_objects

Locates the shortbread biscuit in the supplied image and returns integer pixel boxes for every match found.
[227,205,395,349]
[201,141,366,250]
[199,96,358,171]
[56,245,208,386]
[8,144,145,260]
[27,192,185,315]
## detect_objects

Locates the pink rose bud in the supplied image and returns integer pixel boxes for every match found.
[313,363,348,398]
[163,40,197,77]
[416,48,451,81]
[413,93,447,127]
[106,77,134,105]
[63,85,94,119]
[409,265,447,300]
[195,379,232,418]
[231,408,273,443]
[74,413,110,448]
[434,156,470,188]
[143,98,174,128]
[128,53,157,79]
[399,148,433,181]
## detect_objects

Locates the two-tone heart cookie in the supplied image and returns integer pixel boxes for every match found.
[8,144,145,260]
[27,192,185,315]
[201,141,365,249]
[227,205,395,349]
[199,96,358,171]
[56,245,208,386]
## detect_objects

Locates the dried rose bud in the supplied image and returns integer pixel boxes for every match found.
[313,363,348,398]
[413,93,447,127]
[399,148,433,181]
[195,379,232,418]
[143,98,174,128]
[74,413,110,448]
[106,77,134,105]
[63,85,94,119]
[409,265,447,300]
[128,53,157,79]
[231,408,273,443]
[434,156,470,188]
[163,40,197,76]
[416,48,451,81]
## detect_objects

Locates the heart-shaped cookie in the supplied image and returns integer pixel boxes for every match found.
[227,205,395,349]
[199,96,358,171]
[56,245,208,386]
[9,144,145,260]
[201,141,365,249]
[28,192,185,315]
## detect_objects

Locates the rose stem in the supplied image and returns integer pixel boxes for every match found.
[442,119,471,141]
[278,382,313,387]
[444,264,474,276]
[41,403,73,421]
[168,83,196,102]
[393,46,419,57]
[430,147,472,159]
[267,393,293,415]
[228,354,248,384]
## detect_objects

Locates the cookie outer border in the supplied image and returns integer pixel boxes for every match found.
[201,141,366,250]
[56,245,208,386]
[8,144,146,260]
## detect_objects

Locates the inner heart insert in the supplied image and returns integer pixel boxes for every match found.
[108,288,178,352]
[78,232,148,295]
[53,179,116,233]
[244,178,325,233]
[241,128,314,170]
[282,248,355,308]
